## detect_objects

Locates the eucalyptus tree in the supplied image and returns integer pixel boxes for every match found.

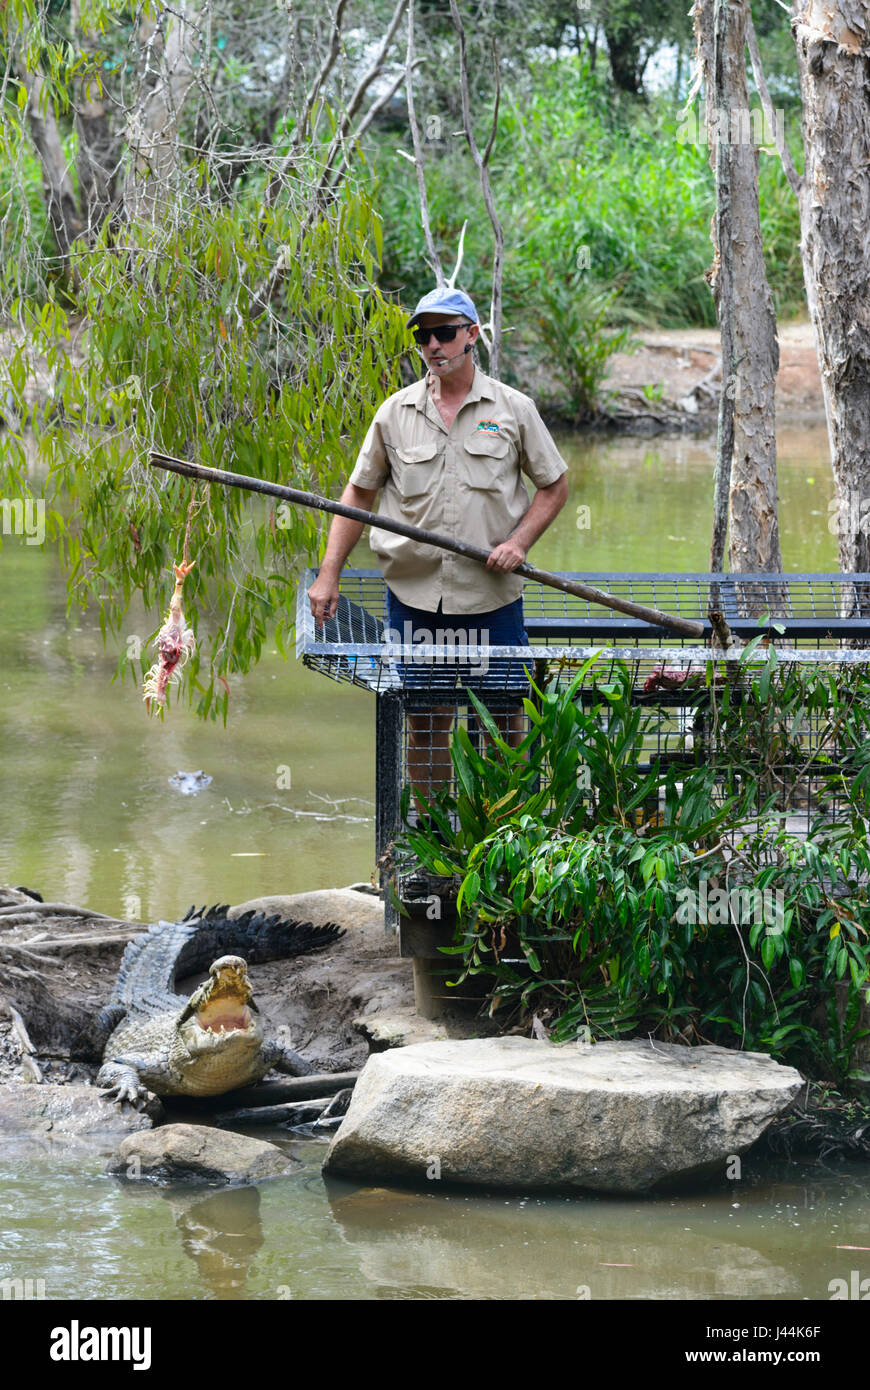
[791,1,870,580]
[0,0,409,718]
[693,0,782,578]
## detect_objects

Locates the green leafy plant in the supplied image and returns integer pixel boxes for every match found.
[531,276,638,421]
[642,381,666,403]
[395,661,870,1089]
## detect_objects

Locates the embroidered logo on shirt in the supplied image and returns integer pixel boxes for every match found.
[477,419,501,433]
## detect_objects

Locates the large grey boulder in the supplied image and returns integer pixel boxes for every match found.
[229,889,384,934]
[110,1123,297,1187]
[323,1037,803,1194]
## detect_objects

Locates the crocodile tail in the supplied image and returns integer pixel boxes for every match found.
[113,919,199,1010]
[171,905,346,978]
[69,1003,128,1060]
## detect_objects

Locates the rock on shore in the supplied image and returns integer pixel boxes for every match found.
[110,1123,296,1186]
[0,1081,159,1155]
[323,1037,803,1194]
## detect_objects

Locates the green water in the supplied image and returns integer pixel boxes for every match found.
[2,422,863,1304]
[1,1141,868,1301]
[0,424,837,921]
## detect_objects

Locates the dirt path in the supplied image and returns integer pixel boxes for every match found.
[601,321,824,431]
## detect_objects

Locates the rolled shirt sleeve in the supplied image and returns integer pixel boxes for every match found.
[349,413,390,490]
[518,397,568,489]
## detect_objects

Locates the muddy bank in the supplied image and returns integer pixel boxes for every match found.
[528,321,825,434]
[0,884,480,1092]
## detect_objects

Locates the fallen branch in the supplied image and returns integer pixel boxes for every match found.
[207,1071,359,1108]
[17,931,144,954]
[3,1001,37,1054]
[0,902,124,920]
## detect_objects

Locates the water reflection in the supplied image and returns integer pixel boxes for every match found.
[324,1177,800,1300]
[167,1186,265,1300]
[0,1146,866,1299]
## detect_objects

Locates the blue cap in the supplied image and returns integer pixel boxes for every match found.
[406,286,478,327]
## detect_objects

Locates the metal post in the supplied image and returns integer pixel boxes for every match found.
[376,690,404,934]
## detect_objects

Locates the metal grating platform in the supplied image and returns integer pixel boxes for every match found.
[297,570,870,694]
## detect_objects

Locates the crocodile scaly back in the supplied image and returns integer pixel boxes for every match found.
[112,906,345,1015]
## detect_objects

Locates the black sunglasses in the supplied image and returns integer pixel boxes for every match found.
[413,322,473,346]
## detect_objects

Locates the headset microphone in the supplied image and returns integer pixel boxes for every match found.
[415,341,474,365]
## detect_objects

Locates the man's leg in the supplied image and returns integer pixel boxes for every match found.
[385,590,530,797]
[461,597,531,750]
[407,707,455,803]
[486,707,527,749]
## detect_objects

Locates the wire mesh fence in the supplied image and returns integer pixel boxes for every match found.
[298,570,870,923]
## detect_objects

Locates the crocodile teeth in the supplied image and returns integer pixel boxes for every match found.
[196,1005,252,1034]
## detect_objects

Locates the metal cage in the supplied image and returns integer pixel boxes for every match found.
[297,570,870,934]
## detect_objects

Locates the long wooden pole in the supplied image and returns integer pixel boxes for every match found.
[148,451,706,639]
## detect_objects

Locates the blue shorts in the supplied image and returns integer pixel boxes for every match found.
[384,591,530,696]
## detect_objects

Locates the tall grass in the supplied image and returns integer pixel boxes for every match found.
[368,57,805,344]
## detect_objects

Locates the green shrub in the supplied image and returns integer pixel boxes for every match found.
[395,653,870,1088]
[530,276,638,420]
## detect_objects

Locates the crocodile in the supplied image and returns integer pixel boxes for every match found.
[77,905,345,1106]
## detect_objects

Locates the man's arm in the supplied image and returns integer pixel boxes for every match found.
[485,474,569,572]
[307,482,379,623]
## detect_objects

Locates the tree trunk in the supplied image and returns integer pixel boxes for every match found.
[124,2,198,222]
[71,0,123,236]
[604,20,644,94]
[792,1,870,582]
[695,0,783,582]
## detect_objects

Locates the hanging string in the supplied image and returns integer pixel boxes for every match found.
[182,484,204,567]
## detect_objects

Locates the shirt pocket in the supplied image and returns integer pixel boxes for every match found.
[392,442,443,502]
[462,431,510,490]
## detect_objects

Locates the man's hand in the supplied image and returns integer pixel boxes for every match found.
[486,476,568,573]
[308,569,341,625]
[485,538,528,572]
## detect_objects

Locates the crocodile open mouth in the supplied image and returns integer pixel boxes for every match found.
[196,1001,253,1034]
[192,955,256,1034]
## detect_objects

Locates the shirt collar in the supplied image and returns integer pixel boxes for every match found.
[406,366,497,414]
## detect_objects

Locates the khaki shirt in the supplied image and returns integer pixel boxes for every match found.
[349,368,567,614]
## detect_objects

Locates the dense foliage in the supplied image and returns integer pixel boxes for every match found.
[0,0,408,717]
[396,651,870,1089]
[369,56,805,378]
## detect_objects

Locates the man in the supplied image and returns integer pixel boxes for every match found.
[307,285,569,793]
